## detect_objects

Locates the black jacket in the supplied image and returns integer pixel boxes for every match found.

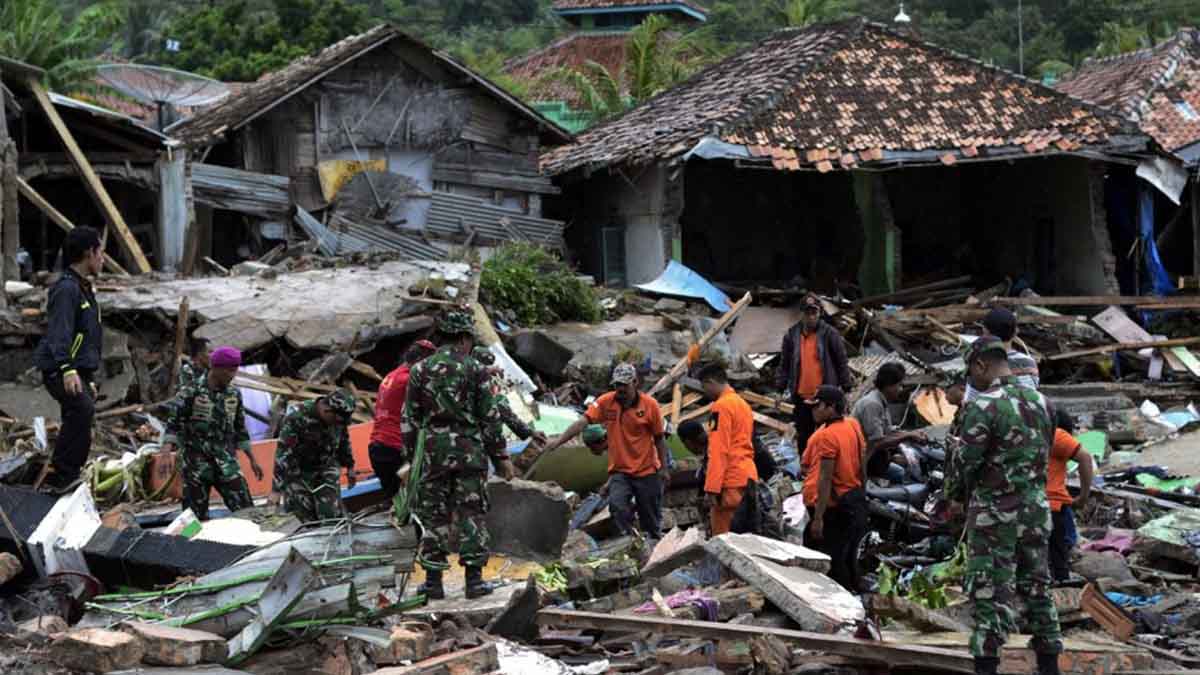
[34,268,103,376]
[775,320,852,394]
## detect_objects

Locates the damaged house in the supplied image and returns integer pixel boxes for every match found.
[542,18,1170,297]
[165,24,573,269]
[1057,27,1200,285]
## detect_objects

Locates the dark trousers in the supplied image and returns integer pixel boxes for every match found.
[807,499,867,591]
[1050,506,1077,582]
[368,442,405,499]
[609,472,663,538]
[792,396,817,451]
[43,370,95,482]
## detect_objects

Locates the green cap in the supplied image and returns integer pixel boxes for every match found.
[471,345,496,365]
[963,335,1006,366]
[582,424,607,445]
[323,388,356,420]
[438,310,475,336]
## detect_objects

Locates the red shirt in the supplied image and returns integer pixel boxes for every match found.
[370,364,410,449]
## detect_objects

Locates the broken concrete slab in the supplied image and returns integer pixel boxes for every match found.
[869,594,971,633]
[49,628,145,673]
[705,533,861,633]
[1134,506,1200,566]
[642,527,707,579]
[511,331,573,377]
[484,478,570,561]
[485,574,543,642]
[84,525,256,588]
[100,261,471,352]
[355,623,435,665]
[404,581,522,628]
[124,622,226,666]
[17,615,68,635]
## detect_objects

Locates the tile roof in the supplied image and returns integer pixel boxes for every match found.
[541,18,1141,176]
[552,0,708,15]
[504,32,639,105]
[167,24,570,148]
[1057,28,1200,153]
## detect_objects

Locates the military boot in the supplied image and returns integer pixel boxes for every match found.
[1036,653,1062,675]
[464,566,493,599]
[973,657,999,675]
[417,569,445,600]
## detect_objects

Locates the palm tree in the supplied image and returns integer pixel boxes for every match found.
[546,13,700,121]
[0,0,115,89]
[781,0,845,28]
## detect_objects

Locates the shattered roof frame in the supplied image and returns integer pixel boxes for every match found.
[541,18,1148,176]
[168,24,572,148]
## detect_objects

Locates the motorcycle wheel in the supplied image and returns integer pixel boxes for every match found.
[852,529,884,592]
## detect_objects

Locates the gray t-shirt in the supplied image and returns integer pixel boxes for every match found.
[851,388,893,443]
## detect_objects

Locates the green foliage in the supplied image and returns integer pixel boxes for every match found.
[781,0,848,28]
[876,543,966,610]
[154,0,370,81]
[0,0,118,90]
[545,13,703,120]
[480,243,602,326]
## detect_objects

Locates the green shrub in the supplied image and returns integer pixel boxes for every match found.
[481,243,601,325]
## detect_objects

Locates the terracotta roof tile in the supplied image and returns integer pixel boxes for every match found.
[542,19,1136,175]
[1057,29,1200,153]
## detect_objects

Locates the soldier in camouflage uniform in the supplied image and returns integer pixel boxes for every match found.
[946,336,1062,675]
[403,312,513,600]
[162,346,264,521]
[177,337,211,391]
[471,346,547,464]
[269,389,357,522]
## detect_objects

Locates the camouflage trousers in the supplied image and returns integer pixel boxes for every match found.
[965,501,1063,658]
[413,470,491,571]
[282,468,342,523]
[180,449,253,521]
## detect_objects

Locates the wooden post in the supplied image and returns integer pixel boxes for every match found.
[25,79,152,273]
[669,383,682,424]
[16,177,129,275]
[168,297,190,397]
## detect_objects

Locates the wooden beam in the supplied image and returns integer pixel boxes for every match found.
[536,609,974,673]
[1046,337,1200,361]
[669,383,682,424]
[25,79,151,273]
[855,275,973,306]
[738,389,796,416]
[15,177,129,275]
[168,297,190,397]
[649,292,753,397]
[994,295,1200,308]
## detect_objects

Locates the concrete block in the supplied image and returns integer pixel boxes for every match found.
[485,574,542,642]
[511,331,573,376]
[49,628,145,673]
[124,622,226,666]
[369,623,435,665]
[705,533,862,633]
[367,643,499,675]
[642,527,707,579]
[484,478,570,560]
[17,615,68,635]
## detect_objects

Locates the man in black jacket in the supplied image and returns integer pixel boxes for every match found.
[776,294,853,451]
[33,227,105,492]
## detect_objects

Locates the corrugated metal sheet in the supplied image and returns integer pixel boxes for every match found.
[193,163,290,218]
[425,191,564,245]
[294,206,446,259]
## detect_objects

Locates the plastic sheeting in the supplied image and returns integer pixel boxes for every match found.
[635,260,732,313]
[238,364,273,441]
[1138,185,1175,297]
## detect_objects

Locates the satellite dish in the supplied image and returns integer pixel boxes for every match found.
[95,63,230,131]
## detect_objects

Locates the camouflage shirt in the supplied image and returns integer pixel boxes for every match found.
[178,359,206,391]
[402,346,506,472]
[163,378,251,458]
[947,375,1055,511]
[273,399,353,492]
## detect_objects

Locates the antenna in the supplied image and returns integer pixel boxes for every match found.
[95,63,229,131]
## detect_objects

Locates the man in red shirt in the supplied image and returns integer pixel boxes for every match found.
[801,385,867,590]
[369,339,436,498]
[544,363,670,537]
[1047,410,1094,583]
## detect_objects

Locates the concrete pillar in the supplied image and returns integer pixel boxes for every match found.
[156,149,190,272]
[0,66,11,309]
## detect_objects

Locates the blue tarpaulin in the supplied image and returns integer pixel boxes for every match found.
[1138,185,1175,297]
[636,260,732,313]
